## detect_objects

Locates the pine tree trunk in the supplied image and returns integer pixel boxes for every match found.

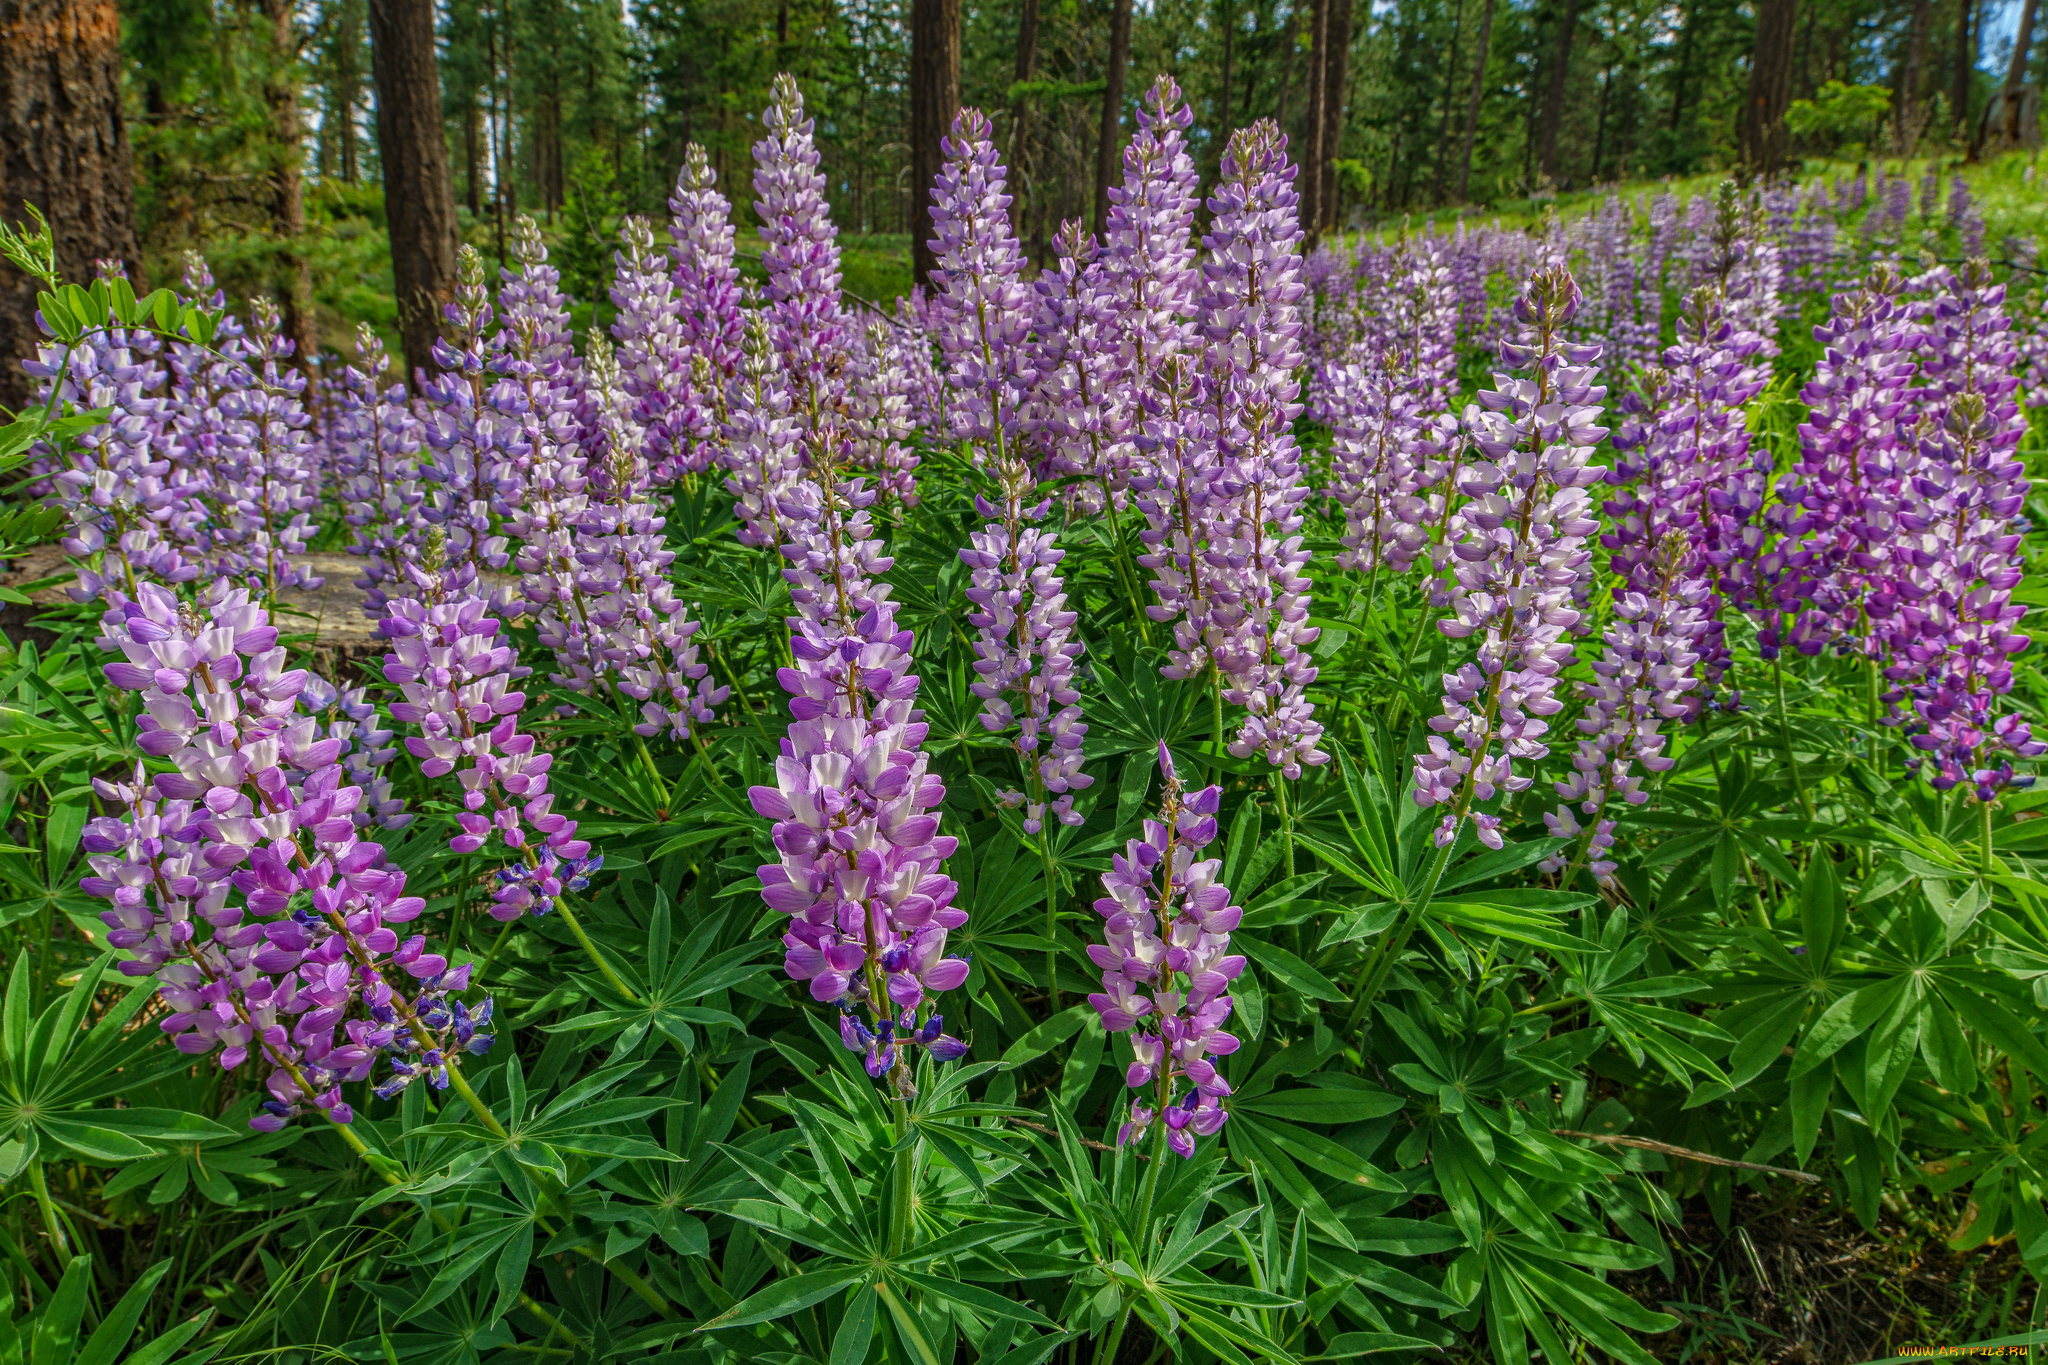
[1897,0,1931,151]
[1952,0,1974,142]
[1319,0,1352,232]
[1455,0,1496,200]
[1298,0,1329,242]
[369,0,460,388]
[1995,0,2039,144]
[1094,0,1133,235]
[1740,0,1799,172]
[1007,0,1038,231]
[0,0,141,413]
[258,0,316,366]
[909,0,960,286]
[1535,0,1579,186]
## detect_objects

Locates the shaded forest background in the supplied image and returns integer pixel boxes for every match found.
[29,0,2048,359]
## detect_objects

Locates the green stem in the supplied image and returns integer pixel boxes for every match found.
[554,895,640,1002]
[1103,501,1153,646]
[1773,656,1815,820]
[1210,667,1227,784]
[1101,1124,1169,1365]
[443,1060,511,1139]
[1346,834,1458,1030]
[1039,827,1062,1013]
[887,1100,914,1258]
[1982,798,1995,875]
[1097,1302,1133,1365]
[27,1161,71,1271]
[1273,774,1295,878]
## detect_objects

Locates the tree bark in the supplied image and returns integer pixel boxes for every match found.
[369,0,460,388]
[0,0,139,414]
[1535,0,1579,186]
[1740,0,1799,173]
[257,0,316,365]
[1094,0,1133,235]
[1007,0,1038,231]
[1454,0,1495,200]
[1298,0,1329,241]
[1994,0,2039,144]
[1951,0,1974,140]
[1318,0,1352,233]
[909,0,960,286]
[1896,0,1931,152]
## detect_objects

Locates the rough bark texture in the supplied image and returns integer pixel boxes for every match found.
[1895,0,1932,151]
[369,0,460,389]
[1952,0,1975,141]
[1740,0,1799,173]
[1319,0,1352,231]
[1987,0,2040,148]
[1298,0,1329,241]
[258,0,316,366]
[1534,0,1579,185]
[909,0,960,287]
[0,0,140,413]
[1007,0,1039,232]
[1094,0,1133,236]
[1455,0,1496,200]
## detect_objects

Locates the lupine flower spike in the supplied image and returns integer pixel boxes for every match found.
[1089,743,1241,1157]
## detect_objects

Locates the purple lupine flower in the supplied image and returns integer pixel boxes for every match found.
[580,351,729,739]
[1028,219,1129,512]
[301,673,413,831]
[1757,265,1920,659]
[749,460,968,1086]
[1329,354,1447,577]
[1089,743,1239,1158]
[334,325,428,618]
[1608,289,1769,689]
[721,309,800,548]
[1100,73,1202,493]
[1874,261,2041,795]
[1132,353,1224,681]
[83,582,490,1128]
[418,245,515,579]
[1412,265,1607,851]
[27,273,199,607]
[849,318,922,508]
[895,287,948,436]
[1199,121,1328,779]
[755,74,850,416]
[488,218,583,525]
[203,300,324,601]
[379,551,598,920]
[1546,361,1723,884]
[960,458,1091,832]
[581,334,649,502]
[1399,236,1464,408]
[671,143,745,377]
[1887,389,2042,796]
[929,106,1032,458]
[611,214,694,484]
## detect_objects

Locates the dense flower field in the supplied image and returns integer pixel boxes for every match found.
[2,70,2048,1365]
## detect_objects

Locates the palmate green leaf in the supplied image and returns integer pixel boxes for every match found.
[830,1282,878,1365]
[895,1271,1056,1327]
[699,1265,870,1332]
[1314,1331,1441,1359]
[1234,1083,1403,1125]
